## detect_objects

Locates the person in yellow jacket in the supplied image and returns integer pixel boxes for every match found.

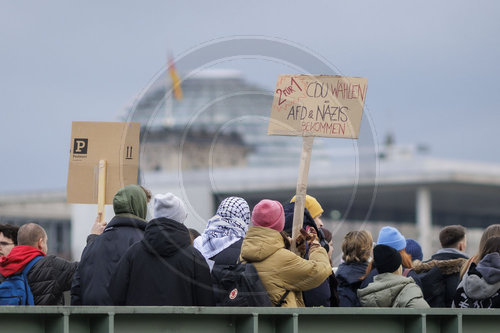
[240,199,332,307]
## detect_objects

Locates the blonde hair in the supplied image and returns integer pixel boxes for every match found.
[460,224,500,278]
[342,230,373,263]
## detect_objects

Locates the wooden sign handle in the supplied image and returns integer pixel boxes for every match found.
[97,159,107,223]
[291,136,314,253]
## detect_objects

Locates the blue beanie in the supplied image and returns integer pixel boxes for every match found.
[405,239,423,261]
[377,226,406,251]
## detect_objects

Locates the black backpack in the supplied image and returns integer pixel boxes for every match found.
[212,262,289,307]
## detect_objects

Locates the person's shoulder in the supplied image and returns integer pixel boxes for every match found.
[39,255,76,268]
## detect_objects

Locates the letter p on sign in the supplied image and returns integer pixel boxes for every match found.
[73,138,88,154]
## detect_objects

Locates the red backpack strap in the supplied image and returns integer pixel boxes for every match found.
[402,268,412,277]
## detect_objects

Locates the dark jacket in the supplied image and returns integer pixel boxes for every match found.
[71,215,147,305]
[0,246,77,305]
[360,267,423,290]
[453,253,500,308]
[210,238,243,305]
[211,239,243,266]
[108,217,215,306]
[283,202,335,307]
[414,249,468,307]
[336,261,368,307]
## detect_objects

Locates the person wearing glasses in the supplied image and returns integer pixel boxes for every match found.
[0,224,19,257]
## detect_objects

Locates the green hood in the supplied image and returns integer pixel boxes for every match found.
[112,185,147,220]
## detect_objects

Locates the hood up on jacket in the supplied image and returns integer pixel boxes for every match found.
[142,217,191,258]
[357,273,427,308]
[240,226,284,263]
[413,258,467,275]
[461,253,500,300]
[113,185,147,220]
[283,202,318,236]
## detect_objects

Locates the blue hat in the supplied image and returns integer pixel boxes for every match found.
[377,226,406,251]
[405,239,423,261]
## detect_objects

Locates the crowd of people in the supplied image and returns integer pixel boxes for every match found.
[0,184,499,308]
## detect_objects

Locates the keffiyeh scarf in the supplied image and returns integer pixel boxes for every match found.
[194,197,250,260]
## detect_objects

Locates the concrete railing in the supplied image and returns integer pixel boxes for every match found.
[1,306,499,333]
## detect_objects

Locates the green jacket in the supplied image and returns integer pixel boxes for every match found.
[241,226,332,307]
[357,273,430,308]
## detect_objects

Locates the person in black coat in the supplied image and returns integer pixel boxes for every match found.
[71,185,149,305]
[336,230,373,307]
[109,193,214,306]
[413,225,468,307]
[0,223,77,305]
[192,196,251,305]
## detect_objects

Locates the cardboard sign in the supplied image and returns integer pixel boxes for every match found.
[67,121,140,204]
[268,75,368,138]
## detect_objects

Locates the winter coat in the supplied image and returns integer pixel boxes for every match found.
[0,245,77,305]
[336,261,368,307]
[108,217,215,306]
[452,252,500,308]
[357,273,430,308]
[413,250,468,307]
[71,215,147,305]
[240,226,332,307]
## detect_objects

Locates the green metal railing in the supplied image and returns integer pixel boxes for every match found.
[1,307,499,333]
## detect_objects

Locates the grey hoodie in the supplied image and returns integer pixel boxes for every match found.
[457,253,500,301]
[357,273,429,308]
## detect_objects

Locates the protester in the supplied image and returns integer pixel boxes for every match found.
[283,199,335,306]
[413,225,468,307]
[0,224,19,257]
[71,184,150,305]
[460,224,500,280]
[0,223,77,305]
[193,197,250,304]
[109,193,214,306]
[357,244,429,308]
[290,194,324,229]
[453,236,500,308]
[240,199,332,307]
[336,230,373,307]
[359,226,423,289]
[193,197,250,271]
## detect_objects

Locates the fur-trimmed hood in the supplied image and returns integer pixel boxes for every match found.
[413,258,467,275]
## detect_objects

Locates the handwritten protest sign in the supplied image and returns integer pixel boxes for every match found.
[67,121,140,205]
[268,75,367,138]
[268,74,368,249]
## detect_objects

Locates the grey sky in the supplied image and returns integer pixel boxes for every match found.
[1,1,499,193]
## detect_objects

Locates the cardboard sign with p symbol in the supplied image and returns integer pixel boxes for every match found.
[73,138,88,154]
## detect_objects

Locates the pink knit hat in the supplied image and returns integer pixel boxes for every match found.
[251,199,285,232]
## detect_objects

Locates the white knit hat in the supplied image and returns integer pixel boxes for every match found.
[153,193,188,223]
